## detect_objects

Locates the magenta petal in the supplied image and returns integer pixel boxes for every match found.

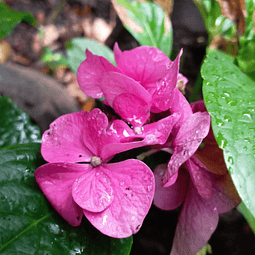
[77,50,121,98]
[114,45,170,86]
[164,111,210,186]
[154,165,189,210]
[100,72,152,125]
[142,113,181,145]
[107,119,134,140]
[208,172,240,214]
[186,157,212,199]
[41,111,93,163]
[171,182,219,255]
[83,108,119,160]
[151,50,182,112]
[113,93,150,127]
[101,114,180,159]
[34,163,86,226]
[84,159,155,238]
[72,166,114,212]
[170,89,193,125]
[177,73,188,85]
[113,42,122,64]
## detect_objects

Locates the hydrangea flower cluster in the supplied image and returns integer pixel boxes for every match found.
[35,44,240,254]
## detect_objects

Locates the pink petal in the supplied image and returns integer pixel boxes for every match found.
[41,111,93,163]
[164,111,210,187]
[113,93,150,127]
[77,50,121,98]
[153,164,189,210]
[177,73,188,85]
[84,159,155,238]
[72,166,114,212]
[170,89,193,125]
[190,155,240,213]
[100,72,152,126]
[171,181,219,255]
[186,157,212,199]
[82,108,120,160]
[151,50,182,113]
[34,162,86,226]
[107,119,134,141]
[114,43,170,87]
[210,173,241,214]
[142,113,181,145]
[101,113,180,159]
[191,100,216,143]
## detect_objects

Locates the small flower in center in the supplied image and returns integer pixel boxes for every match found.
[134,126,143,135]
[91,156,102,167]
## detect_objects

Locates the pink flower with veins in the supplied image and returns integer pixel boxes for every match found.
[34,108,155,238]
[77,43,187,127]
[153,99,241,255]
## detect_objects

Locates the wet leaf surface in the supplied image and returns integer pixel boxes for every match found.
[112,0,172,56]
[202,50,255,221]
[0,143,133,255]
[0,96,41,149]
[0,2,37,40]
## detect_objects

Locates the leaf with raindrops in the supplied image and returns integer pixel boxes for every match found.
[202,50,255,224]
[0,143,133,254]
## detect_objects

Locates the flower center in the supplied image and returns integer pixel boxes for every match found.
[134,126,143,135]
[91,156,102,167]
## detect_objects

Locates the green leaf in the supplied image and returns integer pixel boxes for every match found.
[202,50,255,223]
[66,38,115,74]
[238,202,255,233]
[114,0,172,56]
[0,96,41,149]
[0,143,133,254]
[196,243,212,255]
[41,47,69,70]
[237,0,255,80]
[0,2,37,40]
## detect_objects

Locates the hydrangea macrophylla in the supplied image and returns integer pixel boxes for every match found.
[162,88,212,187]
[153,99,241,255]
[77,43,187,127]
[34,108,155,238]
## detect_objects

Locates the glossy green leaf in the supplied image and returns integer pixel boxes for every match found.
[66,38,115,73]
[0,143,133,254]
[202,50,255,222]
[238,202,255,233]
[0,96,41,149]
[0,2,37,40]
[237,0,255,80]
[114,0,172,56]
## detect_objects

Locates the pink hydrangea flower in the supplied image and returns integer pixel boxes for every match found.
[153,100,241,255]
[34,108,155,238]
[77,44,186,127]
[162,89,211,187]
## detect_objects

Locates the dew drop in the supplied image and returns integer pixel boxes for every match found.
[227,156,234,165]
[147,185,152,192]
[120,181,125,186]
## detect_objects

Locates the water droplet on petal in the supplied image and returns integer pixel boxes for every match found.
[120,181,125,186]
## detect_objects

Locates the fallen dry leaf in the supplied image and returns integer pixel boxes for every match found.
[42,24,60,46]
[155,0,174,15]
[216,0,246,35]
[92,18,114,44]
[111,0,144,33]
[0,40,11,63]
